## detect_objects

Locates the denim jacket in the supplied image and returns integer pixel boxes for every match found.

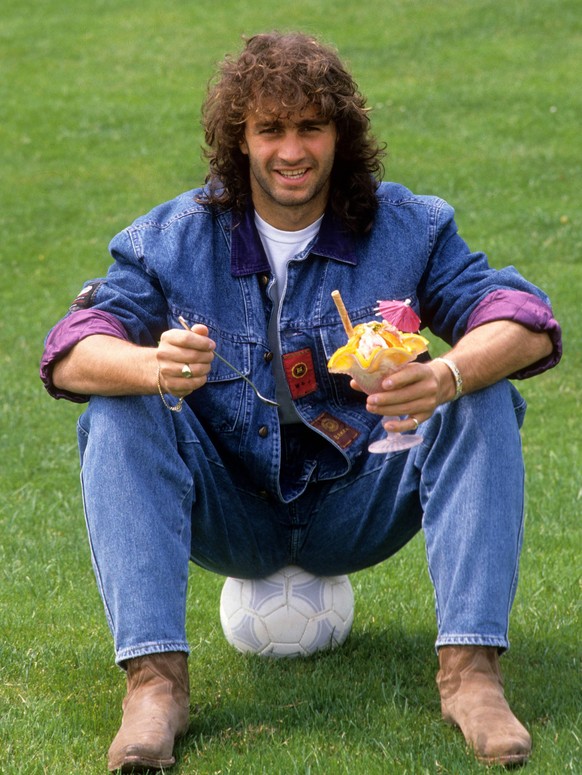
[41,182,561,497]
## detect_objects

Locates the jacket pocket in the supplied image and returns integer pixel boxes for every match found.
[188,335,250,435]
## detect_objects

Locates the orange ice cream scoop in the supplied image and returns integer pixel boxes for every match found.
[328,320,429,394]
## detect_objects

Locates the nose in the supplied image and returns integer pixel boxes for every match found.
[278,129,305,164]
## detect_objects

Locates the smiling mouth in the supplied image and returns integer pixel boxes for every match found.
[277,168,308,179]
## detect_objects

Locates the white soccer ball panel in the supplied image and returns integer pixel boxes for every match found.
[243,578,289,617]
[302,615,342,650]
[219,578,244,619]
[261,641,309,657]
[331,582,356,622]
[220,606,270,654]
[263,604,309,642]
[291,575,333,614]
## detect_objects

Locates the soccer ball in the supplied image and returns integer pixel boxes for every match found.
[219,566,354,657]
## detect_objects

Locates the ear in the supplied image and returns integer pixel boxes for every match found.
[239,136,249,156]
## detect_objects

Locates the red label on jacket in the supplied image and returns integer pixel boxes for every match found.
[282,348,317,399]
[311,412,360,448]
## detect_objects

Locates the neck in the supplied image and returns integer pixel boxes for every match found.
[252,203,326,231]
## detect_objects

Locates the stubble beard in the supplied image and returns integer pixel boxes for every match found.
[249,162,333,224]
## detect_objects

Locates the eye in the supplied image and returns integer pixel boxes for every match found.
[258,125,281,135]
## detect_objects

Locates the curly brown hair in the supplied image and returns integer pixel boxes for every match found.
[199,32,385,234]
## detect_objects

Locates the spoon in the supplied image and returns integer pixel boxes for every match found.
[178,316,279,408]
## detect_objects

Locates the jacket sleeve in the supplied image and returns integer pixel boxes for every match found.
[417,199,561,376]
[466,289,562,377]
[40,224,170,401]
[40,308,130,401]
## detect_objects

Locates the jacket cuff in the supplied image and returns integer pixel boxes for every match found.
[466,289,562,379]
[40,310,130,401]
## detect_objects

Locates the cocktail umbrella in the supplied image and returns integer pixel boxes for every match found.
[375,298,421,333]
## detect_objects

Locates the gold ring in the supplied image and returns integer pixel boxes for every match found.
[181,364,193,379]
[410,417,419,430]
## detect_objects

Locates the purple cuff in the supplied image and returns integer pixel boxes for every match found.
[466,290,562,379]
[40,309,130,401]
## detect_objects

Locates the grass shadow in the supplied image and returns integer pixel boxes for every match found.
[173,625,580,771]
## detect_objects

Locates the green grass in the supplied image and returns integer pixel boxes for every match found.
[1,0,580,772]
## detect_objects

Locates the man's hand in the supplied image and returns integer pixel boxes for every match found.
[363,359,455,433]
[157,324,215,397]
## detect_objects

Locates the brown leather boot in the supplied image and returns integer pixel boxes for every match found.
[107,651,190,772]
[436,646,532,766]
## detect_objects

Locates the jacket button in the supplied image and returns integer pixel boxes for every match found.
[263,351,274,363]
[260,274,270,286]
[258,425,269,438]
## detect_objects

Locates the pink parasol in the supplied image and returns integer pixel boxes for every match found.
[375,298,421,333]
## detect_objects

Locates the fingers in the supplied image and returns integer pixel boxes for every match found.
[157,324,215,396]
[158,358,213,396]
[160,323,214,352]
[365,362,440,424]
[381,415,423,433]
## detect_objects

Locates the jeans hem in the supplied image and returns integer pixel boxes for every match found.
[435,634,509,654]
[116,641,190,666]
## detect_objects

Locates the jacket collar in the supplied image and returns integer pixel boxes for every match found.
[230,203,358,277]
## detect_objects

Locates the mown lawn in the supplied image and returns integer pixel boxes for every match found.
[1,1,580,772]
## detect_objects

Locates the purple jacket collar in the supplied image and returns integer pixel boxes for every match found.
[230,205,358,277]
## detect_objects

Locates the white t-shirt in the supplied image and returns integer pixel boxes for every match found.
[254,212,323,423]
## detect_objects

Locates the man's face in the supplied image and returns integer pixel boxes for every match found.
[240,105,338,231]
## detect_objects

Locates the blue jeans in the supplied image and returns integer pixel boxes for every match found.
[77,381,526,664]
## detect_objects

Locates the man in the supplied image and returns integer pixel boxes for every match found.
[41,32,561,771]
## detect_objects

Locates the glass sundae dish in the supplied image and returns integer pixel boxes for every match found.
[328,291,429,453]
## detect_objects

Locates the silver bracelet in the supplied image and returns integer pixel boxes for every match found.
[433,357,463,400]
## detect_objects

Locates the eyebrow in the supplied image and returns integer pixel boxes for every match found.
[253,117,331,130]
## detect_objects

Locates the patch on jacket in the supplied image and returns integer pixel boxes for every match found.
[311,412,360,448]
[69,282,103,312]
[282,348,317,399]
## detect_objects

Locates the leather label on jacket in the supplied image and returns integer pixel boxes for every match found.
[283,348,317,399]
[69,281,104,312]
[311,412,360,448]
